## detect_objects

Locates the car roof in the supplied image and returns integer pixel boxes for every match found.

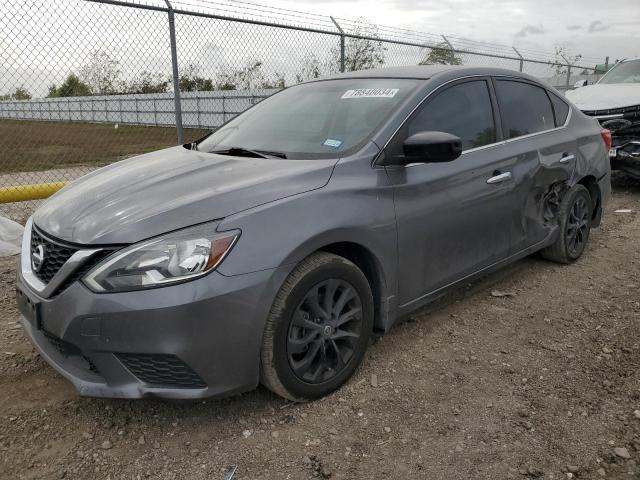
[310,65,548,86]
[329,65,458,79]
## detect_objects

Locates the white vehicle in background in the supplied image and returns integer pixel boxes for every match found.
[567,58,640,178]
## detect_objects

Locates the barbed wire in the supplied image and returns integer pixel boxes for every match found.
[164,0,602,65]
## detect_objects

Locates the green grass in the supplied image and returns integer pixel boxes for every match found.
[0,120,209,173]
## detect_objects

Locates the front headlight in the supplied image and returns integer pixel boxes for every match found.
[83,223,240,293]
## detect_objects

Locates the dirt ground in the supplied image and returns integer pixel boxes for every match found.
[0,174,639,480]
[0,120,207,173]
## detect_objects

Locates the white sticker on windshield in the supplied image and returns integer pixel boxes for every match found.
[323,138,343,148]
[341,88,399,99]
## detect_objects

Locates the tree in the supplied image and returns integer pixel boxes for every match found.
[419,42,463,65]
[554,45,582,76]
[234,61,267,90]
[79,50,121,95]
[179,64,214,92]
[331,18,386,72]
[262,72,285,90]
[214,60,284,90]
[295,54,323,83]
[0,86,32,101]
[47,74,91,97]
[127,71,169,94]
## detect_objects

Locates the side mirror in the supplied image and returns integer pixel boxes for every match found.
[401,131,462,164]
[574,79,588,88]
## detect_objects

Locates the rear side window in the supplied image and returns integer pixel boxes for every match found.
[495,80,555,139]
[549,92,570,126]
[408,80,496,151]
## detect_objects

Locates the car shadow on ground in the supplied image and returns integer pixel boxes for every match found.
[612,171,640,192]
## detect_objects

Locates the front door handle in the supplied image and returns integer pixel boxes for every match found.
[487,172,512,184]
[560,154,575,164]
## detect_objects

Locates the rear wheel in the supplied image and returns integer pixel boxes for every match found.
[541,184,593,264]
[260,252,373,401]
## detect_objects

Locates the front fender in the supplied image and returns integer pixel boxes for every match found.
[215,154,398,325]
[217,173,396,277]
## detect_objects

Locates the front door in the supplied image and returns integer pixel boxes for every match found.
[384,78,520,308]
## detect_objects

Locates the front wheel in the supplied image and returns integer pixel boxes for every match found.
[260,252,374,401]
[541,184,593,264]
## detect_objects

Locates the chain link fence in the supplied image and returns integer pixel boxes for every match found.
[0,0,609,221]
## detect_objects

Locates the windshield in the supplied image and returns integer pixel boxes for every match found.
[197,78,421,159]
[598,60,640,85]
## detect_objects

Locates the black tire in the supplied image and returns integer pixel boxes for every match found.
[541,184,593,264]
[260,252,374,401]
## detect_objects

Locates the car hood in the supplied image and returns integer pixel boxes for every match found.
[34,146,337,244]
[565,83,640,110]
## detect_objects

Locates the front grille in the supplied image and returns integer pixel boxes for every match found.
[56,250,114,293]
[117,353,206,389]
[582,104,640,117]
[29,226,119,295]
[30,227,78,283]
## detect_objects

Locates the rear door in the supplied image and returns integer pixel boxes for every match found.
[492,78,577,252]
[384,78,522,307]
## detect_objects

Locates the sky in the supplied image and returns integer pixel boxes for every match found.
[1,0,639,97]
[269,0,640,63]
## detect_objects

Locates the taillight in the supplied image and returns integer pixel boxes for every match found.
[601,128,612,152]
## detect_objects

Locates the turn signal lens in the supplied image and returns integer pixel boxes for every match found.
[206,234,237,270]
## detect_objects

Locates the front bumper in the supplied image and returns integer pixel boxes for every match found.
[583,108,640,178]
[17,257,287,399]
[610,139,640,178]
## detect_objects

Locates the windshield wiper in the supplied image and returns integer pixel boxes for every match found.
[255,149,287,159]
[210,147,287,159]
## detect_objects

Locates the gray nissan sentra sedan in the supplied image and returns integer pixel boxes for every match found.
[16,66,611,401]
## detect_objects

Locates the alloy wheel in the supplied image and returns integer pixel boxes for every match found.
[566,195,589,256]
[287,279,363,384]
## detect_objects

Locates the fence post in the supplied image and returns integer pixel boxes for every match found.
[513,47,524,72]
[561,54,572,88]
[196,95,200,129]
[330,16,345,73]
[441,35,455,64]
[153,98,157,126]
[165,0,184,144]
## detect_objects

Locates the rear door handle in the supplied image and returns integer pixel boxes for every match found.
[560,154,575,164]
[487,172,512,184]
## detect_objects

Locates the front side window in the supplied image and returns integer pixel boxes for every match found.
[407,80,497,150]
[598,59,640,84]
[495,80,555,139]
[197,78,420,159]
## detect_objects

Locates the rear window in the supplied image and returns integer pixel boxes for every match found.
[549,92,570,126]
[495,80,555,139]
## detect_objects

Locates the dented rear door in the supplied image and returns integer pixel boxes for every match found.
[494,131,577,254]
[492,78,577,254]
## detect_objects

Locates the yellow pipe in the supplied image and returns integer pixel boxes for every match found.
[0,182,67,204]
